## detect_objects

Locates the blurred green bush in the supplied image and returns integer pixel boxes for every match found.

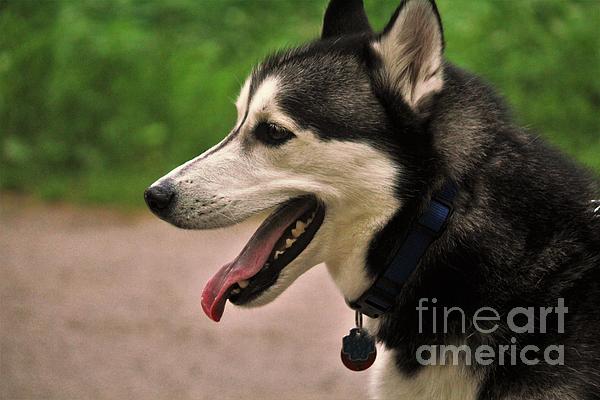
[1,0,598,207]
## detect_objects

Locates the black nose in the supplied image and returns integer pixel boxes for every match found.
[144,183,175,215]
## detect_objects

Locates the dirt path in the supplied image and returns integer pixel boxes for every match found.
[0,196,369,399]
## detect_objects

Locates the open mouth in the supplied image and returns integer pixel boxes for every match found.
[201,195,325,321]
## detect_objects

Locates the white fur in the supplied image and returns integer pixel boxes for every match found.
[371,348,478,400]
[234,76,251,126]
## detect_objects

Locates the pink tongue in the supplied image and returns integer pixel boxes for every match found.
[201,200,311,322]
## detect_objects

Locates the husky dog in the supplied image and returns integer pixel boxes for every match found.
[145,0,600,398]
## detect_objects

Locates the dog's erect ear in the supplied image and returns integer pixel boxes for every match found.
[373,0,444,109]
[322,0,372,39]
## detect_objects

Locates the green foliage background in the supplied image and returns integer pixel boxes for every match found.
[1,0,599,207]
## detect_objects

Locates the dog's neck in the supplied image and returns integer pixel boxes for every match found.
[348,180,458,318]
[324,197,399,301]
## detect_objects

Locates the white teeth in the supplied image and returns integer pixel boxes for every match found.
[238,280,249,288]
[272,212,319,261]
[231,288,241,294]
[292,220,306,237]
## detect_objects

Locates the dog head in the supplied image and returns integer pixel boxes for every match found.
[145,0,446,321]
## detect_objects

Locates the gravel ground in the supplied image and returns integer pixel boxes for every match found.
[0,196,369,399]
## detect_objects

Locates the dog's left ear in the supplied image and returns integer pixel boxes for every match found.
[322,0,372,39]
[373,0,444,109]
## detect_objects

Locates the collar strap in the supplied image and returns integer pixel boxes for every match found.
[347,181,458,319]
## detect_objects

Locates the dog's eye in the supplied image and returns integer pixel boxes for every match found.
[254,122,294,146]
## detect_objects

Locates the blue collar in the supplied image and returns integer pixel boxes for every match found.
[348,181,458,318]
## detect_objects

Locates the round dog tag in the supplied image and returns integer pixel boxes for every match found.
[340,328,377,371]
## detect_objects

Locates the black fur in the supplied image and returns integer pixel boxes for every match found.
[321,0,372,39]
[254,0,600,398]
